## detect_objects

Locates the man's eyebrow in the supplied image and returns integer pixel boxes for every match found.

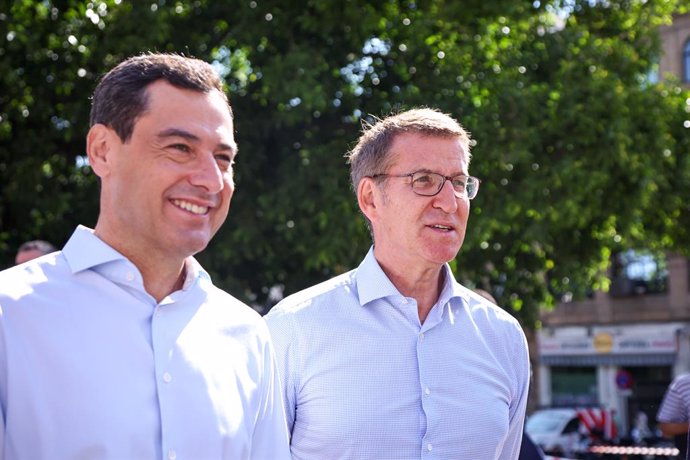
[157,128,200,142]
[414,168,468,176]
[157,128,237,154]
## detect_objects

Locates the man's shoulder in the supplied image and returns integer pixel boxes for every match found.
[670,374,690,392]
[202,281,263,321]
[0,252,67,301]
[266,270,356,318]
[456,285,525,338]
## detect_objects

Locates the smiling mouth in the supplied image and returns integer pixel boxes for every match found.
[172,199,209,215]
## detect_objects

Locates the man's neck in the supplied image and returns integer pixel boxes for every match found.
[137,257,188,303]
[374,254,445,324]
[93,224,188,302]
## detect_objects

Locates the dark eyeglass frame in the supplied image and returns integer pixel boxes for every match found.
[370,170,481,199]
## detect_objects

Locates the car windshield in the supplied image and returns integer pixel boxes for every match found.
[525,411,570,434]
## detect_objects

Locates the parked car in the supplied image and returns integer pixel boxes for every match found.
[525,407,618,458]
[525,408,583,457]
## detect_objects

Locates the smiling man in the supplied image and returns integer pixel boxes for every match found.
[0,53,290,460]
[266,108,530,459]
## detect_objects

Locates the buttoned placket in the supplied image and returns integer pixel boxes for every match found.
[417,300,450,459]
[152,297,178,460]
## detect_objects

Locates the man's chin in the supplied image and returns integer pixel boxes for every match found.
[173,233,213,258]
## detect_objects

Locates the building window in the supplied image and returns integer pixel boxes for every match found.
[684,39,690,83]
[610,249,668,297]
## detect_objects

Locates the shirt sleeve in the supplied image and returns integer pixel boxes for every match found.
[657,376,690,423]
[499,323,531,460]
[264,307,298,436]
[249,321,291,460]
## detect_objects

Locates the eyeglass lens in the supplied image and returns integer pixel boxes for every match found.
[411,172,478,198]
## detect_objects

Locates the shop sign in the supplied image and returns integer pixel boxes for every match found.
[540,332,676,356]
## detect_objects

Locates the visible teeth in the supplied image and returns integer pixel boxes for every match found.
[173,200,208,215]
[432,225,451,230]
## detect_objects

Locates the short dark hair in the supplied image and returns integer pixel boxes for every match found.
[90,52,231,142]
[17,240,56,255]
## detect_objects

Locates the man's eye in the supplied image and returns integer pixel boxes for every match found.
[451,178,467,189]
[413,174,434,185]
[170,143,191,152]
[215,154,233,169]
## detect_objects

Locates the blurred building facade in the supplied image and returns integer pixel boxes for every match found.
[659,13,690,83]
[535,14,690,436]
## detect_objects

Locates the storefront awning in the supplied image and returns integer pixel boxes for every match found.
[540,353,676,366]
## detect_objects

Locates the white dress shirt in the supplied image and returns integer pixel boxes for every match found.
[266,247,530,460]
[0,225,290,460]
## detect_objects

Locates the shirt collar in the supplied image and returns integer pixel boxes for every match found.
[355,247,401,306]
[63,225,127,274]
[181,257,207,290]
[62,225,209,289]
[355,246,468,307]
[438,263,470,307]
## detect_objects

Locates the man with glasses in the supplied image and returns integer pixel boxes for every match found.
[265,108,530,459]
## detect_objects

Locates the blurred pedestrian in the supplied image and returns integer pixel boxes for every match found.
[14,239,56,265]
[0,52,290,459]
[266,108,530,459]
[657,373,690,458]
[631,410,652,444]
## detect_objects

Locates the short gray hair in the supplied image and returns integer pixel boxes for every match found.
[345,107,472,193]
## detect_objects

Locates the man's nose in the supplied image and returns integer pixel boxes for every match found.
[432,179,459,213]
[190,153,224,193]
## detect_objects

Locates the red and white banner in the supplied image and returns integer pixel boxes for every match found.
[576,407,617,440]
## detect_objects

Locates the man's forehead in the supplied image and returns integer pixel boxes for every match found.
[389,135,467,162]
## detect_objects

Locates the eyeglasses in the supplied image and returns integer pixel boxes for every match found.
[370,171,481,199]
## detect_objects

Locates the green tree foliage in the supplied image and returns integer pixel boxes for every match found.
[1,0,688,326]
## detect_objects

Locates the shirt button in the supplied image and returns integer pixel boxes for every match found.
[125,272,135,282]
[427,443,433,451]
[168,449,177,460]
[425,387,431,396]
[163,372,172,383]
[419,333,425,340]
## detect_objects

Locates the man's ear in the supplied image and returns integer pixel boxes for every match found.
[357,178,379,223]
[86,124,118,178]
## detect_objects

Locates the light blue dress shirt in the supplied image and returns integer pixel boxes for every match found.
[0,225,290,460]
[266,247,530,460]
